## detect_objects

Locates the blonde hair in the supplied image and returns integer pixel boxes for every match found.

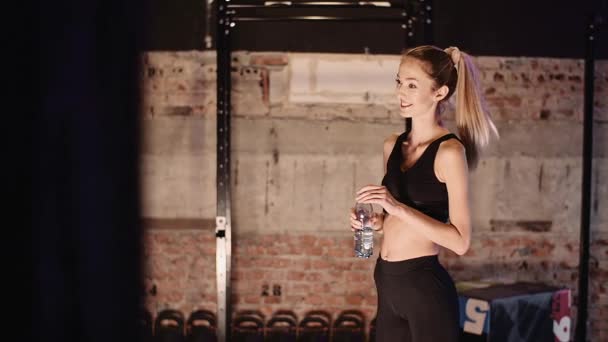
[402,45,499,170]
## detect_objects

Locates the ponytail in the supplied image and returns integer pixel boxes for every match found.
[448,48,500,170]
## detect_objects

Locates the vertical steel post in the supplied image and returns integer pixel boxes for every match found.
[576,10,601,342]
[215,0,232,340]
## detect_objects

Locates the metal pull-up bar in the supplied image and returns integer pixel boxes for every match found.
[214,1,432,341]
[218,0,433,40]
[233,1,393,7]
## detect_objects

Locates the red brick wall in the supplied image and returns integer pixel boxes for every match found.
[144,231,378,320]
[143,229,608,340]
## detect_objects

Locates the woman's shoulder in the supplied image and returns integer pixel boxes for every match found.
[437,133,465,152]
[436,136,468,176]
[383,133,400,154]
[383,133,400,146]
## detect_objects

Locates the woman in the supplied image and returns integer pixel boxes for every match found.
[350,45,499,342]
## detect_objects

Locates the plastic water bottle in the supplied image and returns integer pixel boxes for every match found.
[354,203,374,258]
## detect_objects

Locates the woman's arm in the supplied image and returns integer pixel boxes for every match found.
[376,134,399,231]
[383,133,399,174]
[394,139,471,255]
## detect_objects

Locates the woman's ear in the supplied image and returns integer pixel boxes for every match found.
[434,85,449,102]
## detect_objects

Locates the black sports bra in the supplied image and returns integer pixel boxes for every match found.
[381,131,463,223]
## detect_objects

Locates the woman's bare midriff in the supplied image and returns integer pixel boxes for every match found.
[380,214,439,261]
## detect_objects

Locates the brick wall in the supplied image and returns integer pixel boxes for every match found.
[140,51,607,340]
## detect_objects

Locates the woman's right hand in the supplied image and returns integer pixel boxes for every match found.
[350,208,384,232]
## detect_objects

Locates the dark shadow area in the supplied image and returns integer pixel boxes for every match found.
[142,0,608,58]
[35,1,145,341]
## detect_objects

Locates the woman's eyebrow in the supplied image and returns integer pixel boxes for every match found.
[396,74,418,81]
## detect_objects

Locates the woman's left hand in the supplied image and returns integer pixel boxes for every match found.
[355,185,402,216]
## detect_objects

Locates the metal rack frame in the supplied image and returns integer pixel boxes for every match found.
[214,1,432,341]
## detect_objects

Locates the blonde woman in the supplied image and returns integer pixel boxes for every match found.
[351,45,499,341]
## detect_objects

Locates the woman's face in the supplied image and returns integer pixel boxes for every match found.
[395,57,440,118]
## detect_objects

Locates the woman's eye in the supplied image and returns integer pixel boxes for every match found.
[395,79,402,86]
[408,83,417,89]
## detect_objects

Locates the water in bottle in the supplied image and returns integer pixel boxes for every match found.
[354,203,374,258]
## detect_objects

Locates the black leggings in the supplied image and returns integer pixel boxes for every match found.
[373,254,460,342]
